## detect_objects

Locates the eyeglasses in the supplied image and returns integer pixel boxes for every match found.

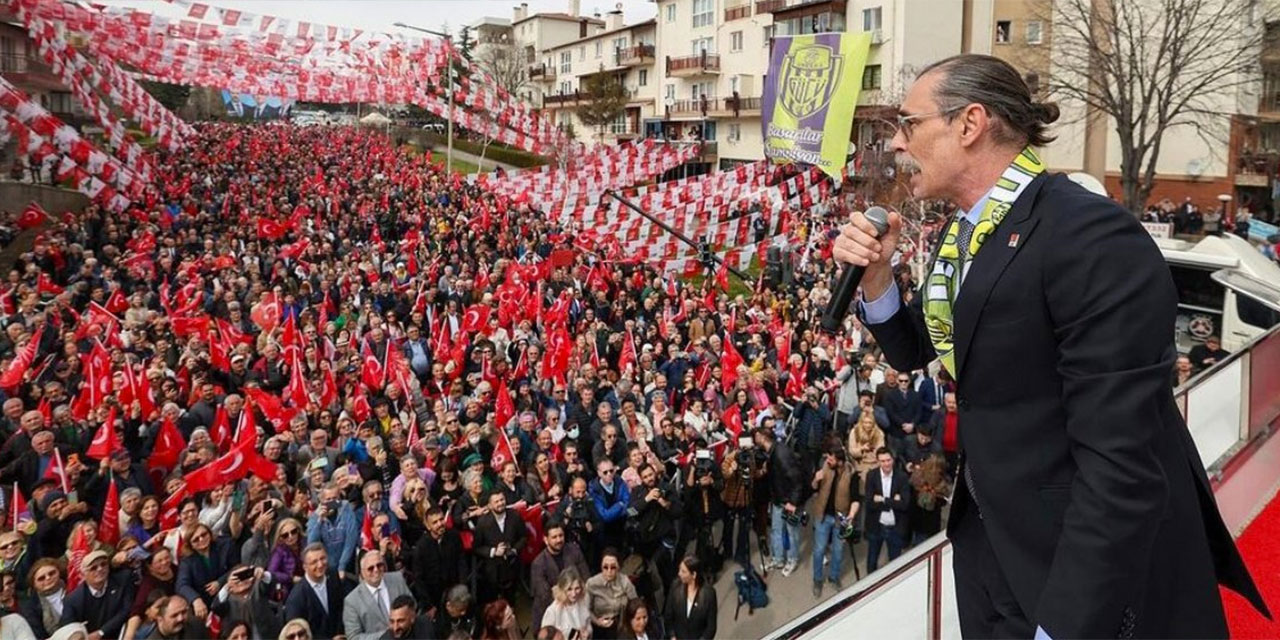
[35,571,58,582]
[364,562,386,572]
[192,532,211,542]
[285,631,309,640]
[602,563,619,570]
[87,562,108,572]
[281,529,300,538]
[0,541,20,551]
[599,468,615,475]
[896,106,963,140]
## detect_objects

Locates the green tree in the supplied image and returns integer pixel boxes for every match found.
[574,73,629,141]
[139,81,191,112]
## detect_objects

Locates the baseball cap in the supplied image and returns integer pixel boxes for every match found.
[81,550,110,572]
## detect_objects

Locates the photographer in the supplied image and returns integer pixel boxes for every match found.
[305,483,360,580]
[754,426,803,577]
[555,477,603,565]
[680,443,724,575]
[809,446,860,597]
[720,434,765,567]
[791,386,833,478]
[626,464,682,592]
[211,563,281,639]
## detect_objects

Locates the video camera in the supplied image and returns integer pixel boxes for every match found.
[566,497,591,529]
[782,509,810,528]
[838,513,862,543]
[693,449,716,478]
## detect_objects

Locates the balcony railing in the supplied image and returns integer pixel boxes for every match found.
[528,63,555,80]
[0,53,50,74]
[757,0,787,13]
[669,96,714,116]
[615,44,656,67]
[725,3,752,21]
[666,52,721,74]
[543,87,632,108]
[723,95,762,115]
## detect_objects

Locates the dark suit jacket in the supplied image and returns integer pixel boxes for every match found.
[472,509,527,588]
[58,569,134,637]
[862,468,910,537]
[176,537,235,606]
[410,529,466,610]
[663,583,717,640]
[282,571,352,640]
[863,172,1268,637]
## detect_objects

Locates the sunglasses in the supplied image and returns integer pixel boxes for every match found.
[0,541,19,551]
[365,562,387,571]
[285,632,309,640]
[35,571,58,582]
[281,529,300,538]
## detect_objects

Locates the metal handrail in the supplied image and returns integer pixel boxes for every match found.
[767,532,951,640]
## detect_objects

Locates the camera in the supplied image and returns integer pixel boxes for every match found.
[566,497,591,529]
[693,450,715,478]
[782,509,809,528]
[838,514,862,543]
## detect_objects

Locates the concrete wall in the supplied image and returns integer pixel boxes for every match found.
[0,181,89,270]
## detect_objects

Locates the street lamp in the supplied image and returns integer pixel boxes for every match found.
[394,21,454,172]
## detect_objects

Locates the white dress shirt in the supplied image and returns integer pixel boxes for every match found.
[879,471,896,527]
[366,581,390,615]
[308,576,328,613]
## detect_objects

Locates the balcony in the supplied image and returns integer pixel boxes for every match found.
[709,94,762,117]
[666,52,721,77]
[615,44,655,67]
[669,96,714,117]
[1236,150,1276,187]
[528,63,556,82]
[543,87,632,109]
[756,0,786,13]
[699,140,718,159]
[725,3,752,21]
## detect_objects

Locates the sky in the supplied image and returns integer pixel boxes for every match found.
[104,0,658,38]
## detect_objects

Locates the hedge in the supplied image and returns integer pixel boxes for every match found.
[418,132,547,168]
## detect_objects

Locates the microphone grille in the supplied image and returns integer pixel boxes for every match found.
[864,206,891,236]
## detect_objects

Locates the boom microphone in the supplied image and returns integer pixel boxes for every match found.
[820,206,891,334]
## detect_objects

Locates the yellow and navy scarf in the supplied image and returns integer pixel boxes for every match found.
[923,147,1045,375]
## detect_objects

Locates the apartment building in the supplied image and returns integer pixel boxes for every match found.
[989,0,1265,212]
[513,2,607,107]
[538,12,658,143]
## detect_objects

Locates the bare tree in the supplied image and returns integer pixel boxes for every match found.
[1043,0,1266,214]
[475,42,530,99]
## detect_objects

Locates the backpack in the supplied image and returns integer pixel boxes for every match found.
[734,564,769,620]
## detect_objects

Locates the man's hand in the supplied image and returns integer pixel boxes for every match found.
[495,542,508,557]
[698,475,714,487]
[832,209,904,302]
[204,580,219,595]
[192,599,208,619]
[646,488,661,503]
[873,495,884,503]
[902,423,914,434]
[784,502,796,514]
[87,632,102,640]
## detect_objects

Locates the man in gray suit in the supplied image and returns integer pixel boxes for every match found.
[342,550,412,640]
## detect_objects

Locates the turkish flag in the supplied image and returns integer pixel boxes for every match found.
[185,439,256,495]
[549,249,576,268]
[257,218,286,240]
[461,304,491,334]
[148,416,186,475]
[785,361,808,399]
[722,337,745,391]
[99,478,120,546]
[245,448,279,483]
[361,350,386,391]
[618,330,637,376]
[17,202,48,230]
[491,426,517,473]
[279,314,302,358]
[236,401,260,448]
[104,288,129,314]
[210,406,232,452]
[360,508,375,551]
[716,260,730,292]
[722,404,744,440]
[320,366,338,409]
[65,524,90,592]
[285,352,310,410]
[171,314,211,338]
[85,406,119,461]
[37,273,63,296]
[250,292,280,331]
[0,323,43,389]
[494,378,515,432]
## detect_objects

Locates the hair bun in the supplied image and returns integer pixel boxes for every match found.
[1034,101,1060,125]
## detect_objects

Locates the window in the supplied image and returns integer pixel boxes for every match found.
[610,112,630,135]
[731,31,743,52]
[638,69,648,86]
[730,75,740,94]
[728,123,741,142]
[691,81,714,100]
[666,3,676,22]
[862,64,882,90]
[560,51,572,73]
[560,81,573,95]
[595,41,602,58]
[1026,20,1043,45]
[613,37,629,51]
[579,46,585,61]
[764,24,775,44]
[665,84,676,100]
[693,0,713,28]
[995,20,1011,44]
[863,7,882,31]
[692,37,714,55]
[46,92,74,114]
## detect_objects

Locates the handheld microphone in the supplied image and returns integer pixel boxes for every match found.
[820,206,891,334]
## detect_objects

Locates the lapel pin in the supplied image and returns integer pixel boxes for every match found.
[1008,233,1020,248]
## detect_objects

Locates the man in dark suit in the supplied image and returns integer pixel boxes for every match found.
[881,371,924,452]
[862,448,910,572]
[472,489,527,606]
[835,53,1268,638]
[284,543,352,640]
[59,550,134,639]
[410,507,465,613]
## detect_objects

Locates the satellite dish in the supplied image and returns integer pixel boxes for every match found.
[1186,158,1205,177]
[664,96,675,107]
[1066,172,1106,196]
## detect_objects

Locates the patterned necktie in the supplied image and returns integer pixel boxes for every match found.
[955,216,976,286]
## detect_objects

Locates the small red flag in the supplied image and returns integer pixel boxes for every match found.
[99,476,120,546]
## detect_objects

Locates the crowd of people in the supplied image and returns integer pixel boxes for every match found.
[0,121,963,640]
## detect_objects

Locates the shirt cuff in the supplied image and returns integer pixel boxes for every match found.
[859,285,901,325]
[1034,626,1052,640]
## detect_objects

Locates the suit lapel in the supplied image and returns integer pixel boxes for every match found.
[952,174,1049,379]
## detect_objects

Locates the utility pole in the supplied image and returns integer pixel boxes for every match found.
[395,22,454,171]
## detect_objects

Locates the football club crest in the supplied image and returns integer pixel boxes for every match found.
[779,44,842,120]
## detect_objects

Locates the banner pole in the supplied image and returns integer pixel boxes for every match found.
[603,189,752,283]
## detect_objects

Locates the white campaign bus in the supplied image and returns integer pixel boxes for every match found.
[1154,232,1280,353]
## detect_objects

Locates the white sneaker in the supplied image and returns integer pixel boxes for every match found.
[781,561,797,577]
[766,557,783,570]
